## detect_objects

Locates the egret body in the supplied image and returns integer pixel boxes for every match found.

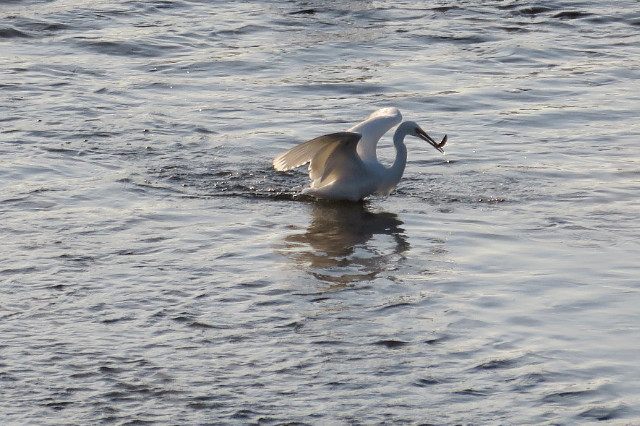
[273,107,447,201]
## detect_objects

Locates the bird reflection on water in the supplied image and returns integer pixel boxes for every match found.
[281,201,409,289]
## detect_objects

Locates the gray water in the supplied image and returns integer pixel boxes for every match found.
[2,0,640,423]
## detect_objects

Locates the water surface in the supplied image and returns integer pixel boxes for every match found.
[2,0,640,423]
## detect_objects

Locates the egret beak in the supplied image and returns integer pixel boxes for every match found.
[416,128,447,153]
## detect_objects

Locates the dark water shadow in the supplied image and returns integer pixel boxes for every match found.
[280,201,409,290]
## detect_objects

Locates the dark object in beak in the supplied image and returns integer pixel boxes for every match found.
[417,128,447,154]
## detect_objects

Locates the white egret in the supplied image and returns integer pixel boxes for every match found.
[273,107,447,201]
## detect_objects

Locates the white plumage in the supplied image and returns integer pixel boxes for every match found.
[273,107,446,201]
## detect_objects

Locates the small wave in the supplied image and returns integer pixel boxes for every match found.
[0,27,31,38]
[579,405,628,421]
[516,6,554,16]
[0,17,70,39]
[553,11,592,20]
[73,38,178,58]
[289,9,316,16]
[373,339,409,349]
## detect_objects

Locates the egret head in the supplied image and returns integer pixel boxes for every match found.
[402,121,447,153]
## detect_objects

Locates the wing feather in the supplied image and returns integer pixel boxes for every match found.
[319,134,363,183]
[308,139,342,182]
[273,132,361,172]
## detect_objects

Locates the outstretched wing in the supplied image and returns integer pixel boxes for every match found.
[273,132,362,181]
[317,133,365,184]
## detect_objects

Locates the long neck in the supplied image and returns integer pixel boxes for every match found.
[352,111,402,163]
[389,127,408,184]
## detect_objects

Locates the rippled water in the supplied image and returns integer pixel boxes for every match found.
[2,0,640,423]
